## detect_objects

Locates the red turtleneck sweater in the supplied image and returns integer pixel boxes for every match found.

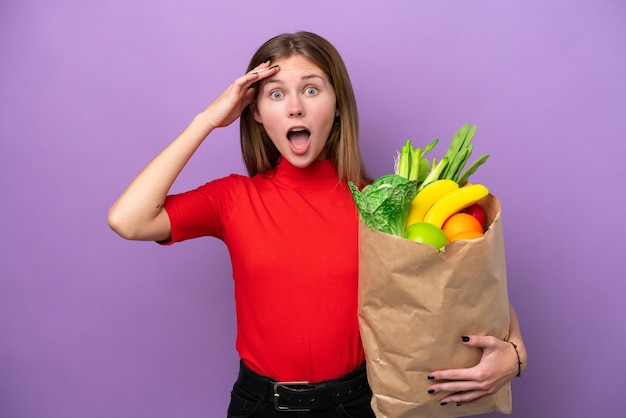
[161,159,365,382]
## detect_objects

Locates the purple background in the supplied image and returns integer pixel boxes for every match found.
[1,1,624,417]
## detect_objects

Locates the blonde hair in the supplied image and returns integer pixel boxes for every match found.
[240,32,371,187]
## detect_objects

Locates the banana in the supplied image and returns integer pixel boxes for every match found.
[422,184,489,228]
[405,179,459,226]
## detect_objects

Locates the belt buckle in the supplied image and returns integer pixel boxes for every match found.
[273,381,312,412]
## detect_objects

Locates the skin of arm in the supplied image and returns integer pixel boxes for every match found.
[107,62,279,242]
[427,303,527,405]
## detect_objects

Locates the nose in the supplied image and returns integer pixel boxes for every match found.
[288,95,304,117]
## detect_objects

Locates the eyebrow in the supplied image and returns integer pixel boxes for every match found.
[302,74,324,81]
[264,74,325,85]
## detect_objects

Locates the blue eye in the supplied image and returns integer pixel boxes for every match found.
[271,91,283,99]
[305,87,318,96]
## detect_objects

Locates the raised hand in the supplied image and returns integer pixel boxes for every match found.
[108,62,280,241]
[201,61,279,130]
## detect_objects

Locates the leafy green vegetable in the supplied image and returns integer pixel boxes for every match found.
[349,174,418,237]
[439,123,489,185]
[416,157,448,192]
[396,142,411,179]
[351,123,490,236]
[457,153,490,186]
[395,138,438,183]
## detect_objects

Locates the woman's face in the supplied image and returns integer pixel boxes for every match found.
[253,55,338,168]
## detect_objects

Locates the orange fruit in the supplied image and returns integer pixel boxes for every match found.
[442,213,484,242]
[449,230,484,242]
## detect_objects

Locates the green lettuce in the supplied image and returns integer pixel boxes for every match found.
[349,174,417,237]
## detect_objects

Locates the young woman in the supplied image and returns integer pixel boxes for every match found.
[108,31,526,417]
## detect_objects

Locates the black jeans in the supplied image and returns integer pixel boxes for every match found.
[227,362,375,418]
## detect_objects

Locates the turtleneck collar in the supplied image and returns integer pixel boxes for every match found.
[265,158,340,188]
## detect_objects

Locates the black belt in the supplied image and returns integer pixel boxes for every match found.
[235,361,371,412]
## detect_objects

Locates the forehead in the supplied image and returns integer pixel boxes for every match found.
[265,55,328,82]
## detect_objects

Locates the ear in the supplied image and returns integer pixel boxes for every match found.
[251,100,263,124]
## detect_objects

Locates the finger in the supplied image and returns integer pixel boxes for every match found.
[249,60,272,73]
[237,64,279,91]
[250,64,280,81]
[234,72,261,90]
[232,62,270,90]
[460,335,499,349]
[428,364,478,383]
[439,391,489,406]
[428,378,480,395]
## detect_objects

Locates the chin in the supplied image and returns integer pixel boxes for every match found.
[285,155,316,167]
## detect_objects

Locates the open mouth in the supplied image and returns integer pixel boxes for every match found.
[287,128,311,151]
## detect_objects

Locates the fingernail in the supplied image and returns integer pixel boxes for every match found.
[440,402,448,406]
[427,375,435,380]
[252,72,258,75]
[461,336,470,342]
[269,65,279,70]
[428,389,435,394]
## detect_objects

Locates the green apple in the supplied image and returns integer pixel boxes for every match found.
[404,222,448,250]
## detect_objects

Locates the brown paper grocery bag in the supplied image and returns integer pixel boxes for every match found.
[358,194,512,418]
